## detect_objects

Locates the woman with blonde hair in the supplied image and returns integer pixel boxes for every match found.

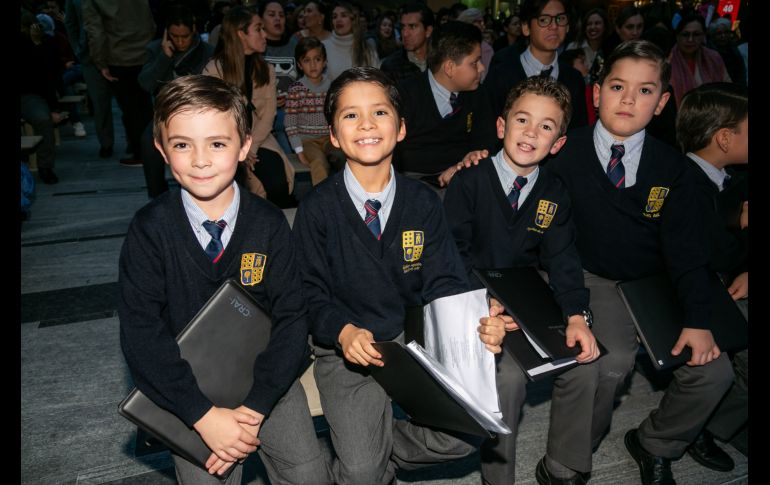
[203,6,295,207]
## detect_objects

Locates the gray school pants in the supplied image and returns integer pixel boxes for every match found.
[547,270,734,472]
[173,379,332,484]
[313,337,480,485]
[481,348,528,485]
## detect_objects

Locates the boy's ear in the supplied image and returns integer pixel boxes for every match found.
[328,125,341,149]
[496,116,506,140]
[443,58,455,79]
[154,138,171,166]
[397,117,406,142]
[653,90,671,116]
[239,135,253,161]
[714,127,732,153]
[592,82,601,109]
[550,135,568,155]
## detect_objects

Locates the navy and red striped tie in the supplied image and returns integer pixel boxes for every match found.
[507,176,528,211]
[607,144,626,189]
[364,199,382,240]
[202,219,227,263]
[445,92,461,118]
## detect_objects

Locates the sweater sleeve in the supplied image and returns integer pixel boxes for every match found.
[292,198,357,347]
[443,171,477,284]
[419,190,470,303]
[138,42,174,94]
[118,215,213,428]
[81,0,107,70]
[242,214,310,415]
[662,162,712,329]
[250,65,278,151]
[284,82,304,151]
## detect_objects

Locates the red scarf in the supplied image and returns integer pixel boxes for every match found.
[669,45,729,108]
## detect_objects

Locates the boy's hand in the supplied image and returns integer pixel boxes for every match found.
[338,323,384,367]
[728,272,748,300]
[671,328,721,366]
[740,201,748,229]
[478,315,506,353]
[566,314,599,363]
[297,152,310,166]
[489,297,518,331]
[194,406,260,471]
[203,405,264,475]
[438,149,489,187]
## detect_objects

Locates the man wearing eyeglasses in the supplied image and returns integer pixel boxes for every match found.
[482,0,588,142]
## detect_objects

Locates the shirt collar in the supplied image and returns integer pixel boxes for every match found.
[687,152,730,191]
[491,148,540,194]
[520,46,559,79]
[181,181,240,229]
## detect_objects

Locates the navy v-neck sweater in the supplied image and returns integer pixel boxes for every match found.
[118,188,309,427]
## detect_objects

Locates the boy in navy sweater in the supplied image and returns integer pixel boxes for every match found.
[118,75,331,485]
[292,66,505,485]
[444,76,599,485]
[676,82,748,472]
[544,41,734,485]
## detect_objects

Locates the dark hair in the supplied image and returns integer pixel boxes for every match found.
[400,2,434,29]
[597,39,671,90]
[427,21,482,73]
[165,7,196,30]
[615,6,643,28]
[674,13,706,36]
[213,6,270,89]
[153,74,251,143]
[502,76,572,136]
[676,82,748,153]
[520,0,571,25]
[294,36,327,71]
[324,66,402,129]
[258,0,284,17]
[560,47,586,65]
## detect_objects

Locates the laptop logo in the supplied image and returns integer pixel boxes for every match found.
[487,271,503,278]
[230,297,252,317]
[240,253,267,286]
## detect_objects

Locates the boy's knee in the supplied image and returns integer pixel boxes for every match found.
[267,454,332,485]
[703,354,735,393]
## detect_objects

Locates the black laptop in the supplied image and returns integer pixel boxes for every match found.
[118,279,272,473]
[617,272,747,370]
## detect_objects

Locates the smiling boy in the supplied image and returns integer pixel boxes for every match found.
[119,75,331,485]
[292,66,505,485]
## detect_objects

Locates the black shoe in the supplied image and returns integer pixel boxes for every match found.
[99,146,113,158]
[38,168,59,185]
[624,429,676,485]
[535,457,588,485]
[687,430,734,472]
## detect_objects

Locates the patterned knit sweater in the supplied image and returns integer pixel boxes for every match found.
[285,76,331,151]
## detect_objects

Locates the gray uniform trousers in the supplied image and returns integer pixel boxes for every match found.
[480,348,528,485]
[704,298,748,441]
[547,270,734,472]
[172,379,333,485]
[313,337,480,485]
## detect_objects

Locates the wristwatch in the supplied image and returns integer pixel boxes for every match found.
[580,309,593,328]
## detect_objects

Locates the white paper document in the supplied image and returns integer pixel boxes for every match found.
[422,288,502,417]
[406,341,512,435]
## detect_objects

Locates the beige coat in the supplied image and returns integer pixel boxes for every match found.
[203,59,295,197]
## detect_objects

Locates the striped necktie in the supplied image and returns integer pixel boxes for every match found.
[364,199,382,240]
[202,220,227,263]
[445,92,461,118]
[607,144,626,189]
[507,175,528,211]
[540,66,554,78]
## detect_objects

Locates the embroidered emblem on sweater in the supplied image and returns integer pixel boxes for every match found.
[644,187,669,218]
[402,231,424,262]
[535,200,558,229]
[466,112,473,132]
[240,253,267,285]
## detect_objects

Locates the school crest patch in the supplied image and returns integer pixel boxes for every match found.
[466,112,473,132]
[240,253,267,286]
[402,231,424,262]
[645,187,670,215]
[535,200,558,229]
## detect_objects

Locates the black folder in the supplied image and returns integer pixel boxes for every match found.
[118,279,272,474]
[473,267,589,380]
[617,272,748,370]
[369,341,495,438]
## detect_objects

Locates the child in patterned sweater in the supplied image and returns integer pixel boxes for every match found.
[285,37,334,186]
